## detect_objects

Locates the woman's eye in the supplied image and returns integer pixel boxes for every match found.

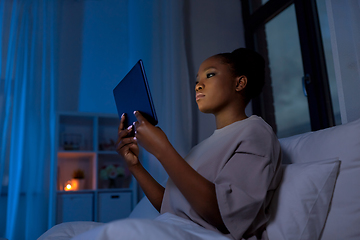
[206,73,215,78]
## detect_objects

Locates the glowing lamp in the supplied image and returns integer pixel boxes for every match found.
[64,181,73,191]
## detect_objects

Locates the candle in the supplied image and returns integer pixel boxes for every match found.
[64,181,73,191]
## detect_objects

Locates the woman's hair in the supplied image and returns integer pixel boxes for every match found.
[215,48,265,104]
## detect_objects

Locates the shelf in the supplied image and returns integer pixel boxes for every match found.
[58,151,96,156]
[53,112,137,225]
[96,188,132,193]
[97,153,131,190]
[58,115,94,151]
[97,150,118,154]
[57,188,133,194]
[57,152,96,191]
[57,189,95,194]
[98,117,119,151]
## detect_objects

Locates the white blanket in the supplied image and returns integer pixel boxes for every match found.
[39,213,231,240]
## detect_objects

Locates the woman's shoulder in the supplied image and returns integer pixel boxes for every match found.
[246,115,273,129]
[191,116,277,152]
[232,115,276,138]
[235,116,280,150]
[234,116,281,159]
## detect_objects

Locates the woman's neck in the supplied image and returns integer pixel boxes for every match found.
[215,110,248,129]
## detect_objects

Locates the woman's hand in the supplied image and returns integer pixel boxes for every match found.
[116,113,140,168]
[133,111,171,159]
[116,113,165,212]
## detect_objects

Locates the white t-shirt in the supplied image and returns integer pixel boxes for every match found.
[161,116,283,240]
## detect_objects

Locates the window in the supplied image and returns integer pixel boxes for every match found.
[241,0,337,137]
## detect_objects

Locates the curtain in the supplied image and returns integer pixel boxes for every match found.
[326,0,360,123]
[0,0,58,239]
[127,0,195,187]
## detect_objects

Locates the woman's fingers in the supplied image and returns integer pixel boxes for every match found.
[132,111,149,136]
[117,137,139,167]
[118,113,126,131]
[133,111,145,122]
[117,125,133,142]
[115,113,140,167]
[116,136,137,152]
[128,142,139,155]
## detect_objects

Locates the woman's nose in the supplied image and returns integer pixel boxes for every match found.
[195,83,203,91]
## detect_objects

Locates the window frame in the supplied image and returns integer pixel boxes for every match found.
[241,0,335,133]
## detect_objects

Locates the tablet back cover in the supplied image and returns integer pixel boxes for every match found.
[113,60,158,127]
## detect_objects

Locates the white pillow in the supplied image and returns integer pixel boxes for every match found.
[267,159,340,240]
[279,118,360,240]
[128,196,160,219]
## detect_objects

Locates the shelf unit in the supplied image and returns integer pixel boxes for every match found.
[50,112,137,226]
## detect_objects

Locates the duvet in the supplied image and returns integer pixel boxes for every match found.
[38,213,231,240]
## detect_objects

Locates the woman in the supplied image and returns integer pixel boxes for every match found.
[116,48,282,240]
[38,48,281,240]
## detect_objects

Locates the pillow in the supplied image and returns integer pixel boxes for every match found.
[128,196,160,219]
[267,159,340,240]
[279,118,360,240]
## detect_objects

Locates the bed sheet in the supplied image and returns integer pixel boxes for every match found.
[70,213,231,240]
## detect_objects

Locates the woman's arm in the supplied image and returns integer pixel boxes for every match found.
[159,144,228,233]
[116,114,164,212]
[128,163,164,212]
[133,111,228,233]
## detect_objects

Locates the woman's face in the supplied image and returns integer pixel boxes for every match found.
[195,56,239,114]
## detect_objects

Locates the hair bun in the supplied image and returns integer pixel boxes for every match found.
[227,48,266,102]
[231,48,265,69]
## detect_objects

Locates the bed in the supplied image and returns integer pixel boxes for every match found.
[38,117,360,240]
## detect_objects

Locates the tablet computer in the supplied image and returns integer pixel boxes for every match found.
[113,59,158,128]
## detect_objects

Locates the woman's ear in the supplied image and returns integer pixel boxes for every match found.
[235,75,247,92]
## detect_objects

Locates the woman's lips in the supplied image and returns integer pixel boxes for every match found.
[196,93,205,101]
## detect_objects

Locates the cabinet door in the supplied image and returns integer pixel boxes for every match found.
[59,193,93,223]
[98,192,132,223]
